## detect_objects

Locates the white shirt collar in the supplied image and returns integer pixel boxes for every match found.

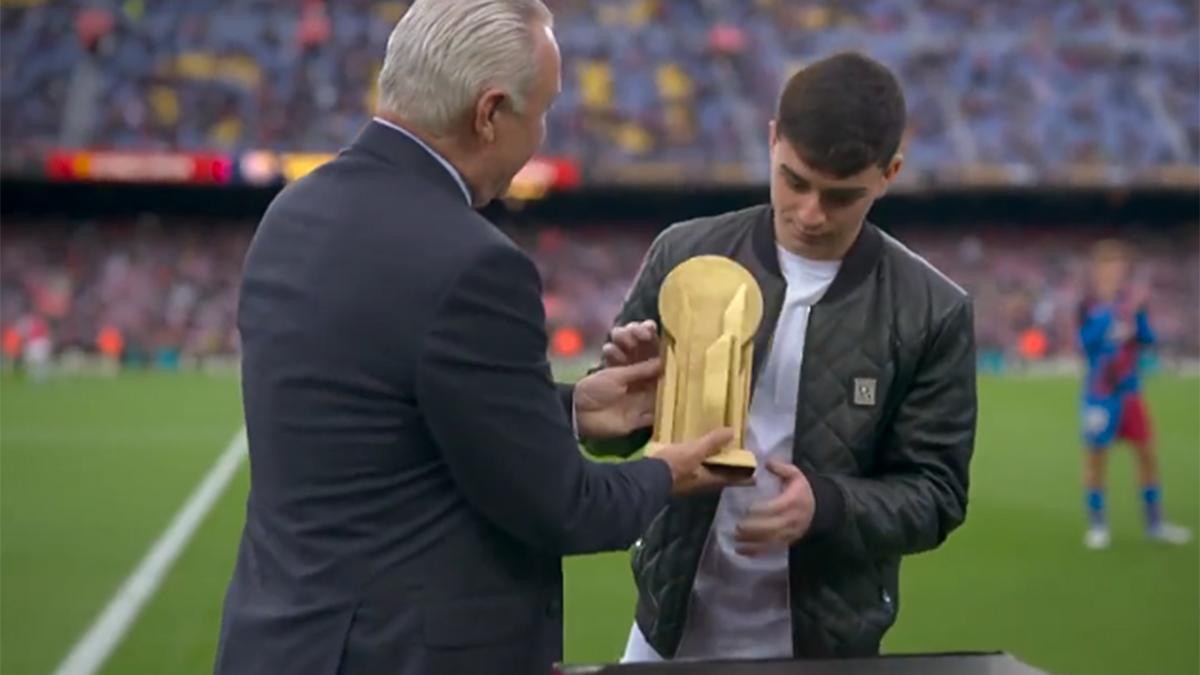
[371,117,472,205]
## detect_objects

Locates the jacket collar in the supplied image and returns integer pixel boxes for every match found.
[750,205,883,304]
[347,121,472,205]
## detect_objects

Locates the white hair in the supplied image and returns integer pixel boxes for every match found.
[377,0,553,135]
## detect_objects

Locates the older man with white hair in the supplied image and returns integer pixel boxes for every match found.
[214,1,735,674]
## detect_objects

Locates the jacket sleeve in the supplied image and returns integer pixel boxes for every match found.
[581,229,673,458]
[415,243,672,555]
[807,299,977,559]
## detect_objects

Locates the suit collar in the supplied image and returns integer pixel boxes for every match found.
[349,121,474,205]
[750,206,883,304]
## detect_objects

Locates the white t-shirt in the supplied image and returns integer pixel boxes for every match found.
[623,246,840,662]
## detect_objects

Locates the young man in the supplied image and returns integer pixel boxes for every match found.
[590,52,977,661]
[1079,240,1191,549]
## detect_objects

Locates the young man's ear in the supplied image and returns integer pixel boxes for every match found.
[879,154,904,195]
[768,119,777,148]
[884,154,903,180]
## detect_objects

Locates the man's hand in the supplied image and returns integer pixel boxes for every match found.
[650,428,750,496]
[575,320,664,439]
[602,320,659,367]
[574,358,661,439]
[734,460,816,556]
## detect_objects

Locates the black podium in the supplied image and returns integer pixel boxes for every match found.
[555,652,1049,675]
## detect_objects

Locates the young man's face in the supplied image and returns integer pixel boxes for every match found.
[768,121,900,260]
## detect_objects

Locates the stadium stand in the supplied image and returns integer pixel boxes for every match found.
[2,0,1196,186]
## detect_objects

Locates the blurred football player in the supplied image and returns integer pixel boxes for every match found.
[1078,239,1190,549]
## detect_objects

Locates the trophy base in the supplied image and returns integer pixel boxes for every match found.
[646,443,757,477]
[703,447,757,472]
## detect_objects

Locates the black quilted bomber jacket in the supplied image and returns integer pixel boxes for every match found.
[585,204,977,659]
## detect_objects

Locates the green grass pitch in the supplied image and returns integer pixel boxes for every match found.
[1,372,1196,675]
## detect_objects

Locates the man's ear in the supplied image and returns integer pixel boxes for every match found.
[473,88,506,144]
[878,154,904,195]
[768,119,777,148]
[884,154,903,181]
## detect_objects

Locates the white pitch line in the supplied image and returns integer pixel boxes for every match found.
[52,427,249,675]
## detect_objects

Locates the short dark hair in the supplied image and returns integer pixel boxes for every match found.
[776,52,906,178]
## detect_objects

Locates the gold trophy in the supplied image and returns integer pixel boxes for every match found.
[646,256,763,474]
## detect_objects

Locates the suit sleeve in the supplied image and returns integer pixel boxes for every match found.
[581,230,672,458]
[415,243,672,555]
[555,383,578,436]
[806,299,977,559]
[556,383,576,417]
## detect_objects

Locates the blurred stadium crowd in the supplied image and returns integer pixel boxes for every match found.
[3,0,1197,369]
[2,220,1197,369]
[2,0,1197,185]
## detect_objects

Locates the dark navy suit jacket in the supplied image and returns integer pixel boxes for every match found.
[215,121,671,674]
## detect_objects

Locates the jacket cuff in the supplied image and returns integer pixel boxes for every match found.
[807,474,846,537]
